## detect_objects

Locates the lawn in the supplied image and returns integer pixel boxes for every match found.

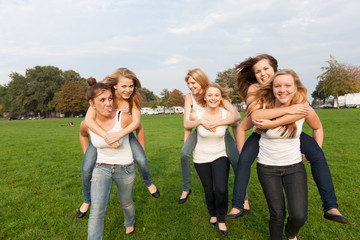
[0,109,359,239]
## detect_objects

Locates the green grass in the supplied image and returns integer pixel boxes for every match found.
[0,109,359,239]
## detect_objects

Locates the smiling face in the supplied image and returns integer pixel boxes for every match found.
[187,76,203,95]
[204,87,222,108]
[90,90,114,117]
[115,77,134,100]
[273,74,297,107]
[253,59,275,85]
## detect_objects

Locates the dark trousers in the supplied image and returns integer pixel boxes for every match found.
[232,132,338,212]
[194,157,230,223]
[257,162,308,240]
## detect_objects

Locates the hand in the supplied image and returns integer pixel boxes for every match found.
[252,119,271,129]
[104,132,121,144]
[109,141,120,148]
[302,154,310,163]
[201,119,217,132]
[288,103,310,115]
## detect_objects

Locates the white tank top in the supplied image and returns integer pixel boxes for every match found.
[257,118,305,166]
[191,94,202,112]
[193,108,228,164]
[89,111,134,165]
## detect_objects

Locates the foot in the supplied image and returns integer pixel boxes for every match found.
[147,184,160,198]
[178,190,191,204]
[209,216,217,226]
[324,208,348,224]
[288,237,297,240]
[125,225,135,235]
[243,200,250,214]
[225,208,244,220]
[218,222,228,236]
[76,202,90,218]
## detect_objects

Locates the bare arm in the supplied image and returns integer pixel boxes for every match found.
[252,113,307,130]
[84,107,107,138]
[234,116,254,153]
[183,94,202,129]
[79,120,90,154]
[304,108,323,147]
[251,103,309,120]
[184,128,192,143]
[202,100,241,130]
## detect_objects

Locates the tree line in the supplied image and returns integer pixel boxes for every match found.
[1,56,358,118]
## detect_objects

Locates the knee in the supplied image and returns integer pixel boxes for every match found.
[270,210,286,224]
[180,148,191,161]
[89,205,106,219]
[290,212,307,227]
[307,149,326,164]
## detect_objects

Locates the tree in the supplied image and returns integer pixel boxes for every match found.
[25,66,64,117]
[170,89,185,106]
[160,88,174,110]
[315,56,359,108]
[215,68,242,103]
[138,88,158,107]
[0,84,9,117]
[54,80,88,117]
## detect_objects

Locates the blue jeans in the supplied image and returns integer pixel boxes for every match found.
[180,129,247,196]
[194,157,230,223]
[231,132,338,212]
[88,163,136,240]
[81,133,152,204]
[257,162,308,240]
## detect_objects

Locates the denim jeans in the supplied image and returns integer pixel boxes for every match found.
[194,157,230,223]
[88,163,136,240]
[180,129,244,193]
[257,162,308,240]
[231,132,338,212]
[81,133,152,203]
[82,142,97,204]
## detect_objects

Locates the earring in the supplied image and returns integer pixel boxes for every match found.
[93,107,96,109]
[114,87,117,90]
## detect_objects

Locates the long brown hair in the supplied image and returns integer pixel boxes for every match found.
[235,54,278,100]
[102,68,141,113]
[247,69,307,138]
[86,77,113,102]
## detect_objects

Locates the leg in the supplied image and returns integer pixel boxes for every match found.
[225,129,239,171]
[180,130,197,191]
[231,132,260,210]
[300,132,338,211]
[129,132,152,187]
[87,165,112,240]
[257,163,286,240]
[78,142,97,217]
[283,162,308,239]
[114,163,136,229]
[194,162,216,217]
[211,157,230,223]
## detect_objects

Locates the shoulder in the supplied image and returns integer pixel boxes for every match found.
[121,112,133,128]
[247,83,260,94]
[80,120,89,136]
[185,93,192,102]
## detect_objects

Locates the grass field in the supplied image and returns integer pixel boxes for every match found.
[0,109,359,239]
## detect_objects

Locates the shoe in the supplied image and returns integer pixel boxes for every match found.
[209,217,218,227]
[151,188,160,198]
[219,229,228,236]
[178,189,191,204]
[125,226,135,235]
[76,209,88,218]
[243,209,250,215]
[225,209,244,220]
[324,212,348,224]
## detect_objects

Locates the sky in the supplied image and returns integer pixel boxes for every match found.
[1,0,360,100]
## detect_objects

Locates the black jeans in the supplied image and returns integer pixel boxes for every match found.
[257,162,308,240]
[232,132,338,212]
[194,157,230,223]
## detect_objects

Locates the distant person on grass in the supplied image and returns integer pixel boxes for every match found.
[226,54,348,224]
[190,83,235,236]
[84,81,136,237]
[77,69,159,219]
[178,68,250,213]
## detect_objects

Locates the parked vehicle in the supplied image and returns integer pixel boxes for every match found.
[333,93,360,108]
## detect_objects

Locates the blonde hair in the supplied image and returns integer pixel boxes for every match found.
[247,69,307,137]
[102,68,141,113]
[197,82,232,107]
[185,68,210,104]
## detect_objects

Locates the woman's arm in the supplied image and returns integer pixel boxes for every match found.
[184,128,192,143]
[251,103,309,121]
[84,107,107,138]
[304,108,323,147]
[234,116,254,153]
[79,121,90,154]
[183,94,202,129]
[202,100,241,130]
[252,113,307,130]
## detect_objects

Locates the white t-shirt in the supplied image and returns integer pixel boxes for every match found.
[257,118,305,166]
[193,108,228,164]
[89,111,134,165]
